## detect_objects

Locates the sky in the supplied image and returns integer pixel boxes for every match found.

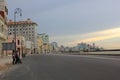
[7,0,120,49]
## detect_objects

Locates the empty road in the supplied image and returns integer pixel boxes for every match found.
[1,54,120,80]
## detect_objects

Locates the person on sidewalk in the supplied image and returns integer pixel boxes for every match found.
[15,50,22,64]
[12,50,16,64]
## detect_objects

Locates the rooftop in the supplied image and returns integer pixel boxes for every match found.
[8,18,38,26]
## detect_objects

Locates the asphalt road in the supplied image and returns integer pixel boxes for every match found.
[1,54,120,80]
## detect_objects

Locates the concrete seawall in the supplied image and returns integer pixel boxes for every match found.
[61,51,120,56]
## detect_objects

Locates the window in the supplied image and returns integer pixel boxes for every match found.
[29,37,31,40]
[18,40,20,45]
[12,40,14,42]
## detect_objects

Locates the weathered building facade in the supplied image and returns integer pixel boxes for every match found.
[7,18,38,53]
[0,0,8,55]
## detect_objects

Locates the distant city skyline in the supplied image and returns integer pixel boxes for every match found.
[7,0,120,49]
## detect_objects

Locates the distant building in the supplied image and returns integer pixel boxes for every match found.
[37,34,43,53]
[7,18,38,53]
[38,33,50,53]
[77,42,100,52]
[71,46,79,52]
[25,41,33,54]
[0,0,8,56]
[50,42,59,52]
[59,45,65,52]
[64,47,70,52]
[38,33,49,44]
[77,43,89,51]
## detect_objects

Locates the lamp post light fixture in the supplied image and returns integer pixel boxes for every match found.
[14,8,22,52]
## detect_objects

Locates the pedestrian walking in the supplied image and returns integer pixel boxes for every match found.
[12,50,16,64]
[15,50,22,64]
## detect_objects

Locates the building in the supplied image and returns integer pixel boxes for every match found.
[37,34,43,53]
[38,33,50,53]
[64,47,70,52]
[7,18,38,53]
[7,35,26,57]
[25,41,33,54]
[0,0,8,23]
[0,0,8,56]
[50,42,59,53]
[59,45,65,52]
[77,43,89,51]
[77,42,101,52]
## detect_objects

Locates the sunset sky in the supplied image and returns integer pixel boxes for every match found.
[7,0,120,49]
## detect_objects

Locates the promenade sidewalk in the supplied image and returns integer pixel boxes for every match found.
[0,56,12,65]
[0,56,12,75]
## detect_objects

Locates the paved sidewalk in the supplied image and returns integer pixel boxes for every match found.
[0,56,12,75]
[0,56,12,66]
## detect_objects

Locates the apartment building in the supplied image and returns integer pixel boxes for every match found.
[38,33,50,53]
[7,18,38,53]
[37,34,43,53]
[0,0,8,55]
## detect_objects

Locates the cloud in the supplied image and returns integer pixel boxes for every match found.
[50,27,120,47]
[69,27,120,45]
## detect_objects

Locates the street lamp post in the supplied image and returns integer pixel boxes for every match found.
[14,8,22,52]
[20,29,24,57]
[21,39,24,57]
